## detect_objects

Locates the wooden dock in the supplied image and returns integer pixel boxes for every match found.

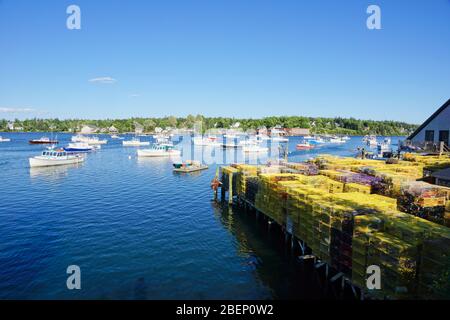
[215,170,364,300]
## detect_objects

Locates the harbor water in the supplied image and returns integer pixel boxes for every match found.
[0,133,402,299]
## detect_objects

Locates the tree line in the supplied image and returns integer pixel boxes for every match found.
[0,115,418,136]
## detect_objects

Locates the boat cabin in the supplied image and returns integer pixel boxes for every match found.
[42,150,69,157]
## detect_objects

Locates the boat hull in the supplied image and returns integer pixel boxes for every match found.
[29,140,58,144]
[123,142,150,146]
[63,148,93,153]
[137,149,181,157]
[296,144,314,150]
[173,165,208,173]
[29,156,84,168]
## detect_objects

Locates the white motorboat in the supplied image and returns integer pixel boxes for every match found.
[122,137,150,146]
[111,134,124,140]
[137,145,181,157]
[64,142,99,153]
[242,145,269,153]
[29,150,85,167]
[0,136,11,142]
[155,136,173,147]
[72,135,107,145]
[309,136,325,144]
[271,136,289,142]
[328,136,346,144]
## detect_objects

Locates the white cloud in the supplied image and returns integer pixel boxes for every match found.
[88,77,117,84]
[129,93,141,98]
[0,107,36,113]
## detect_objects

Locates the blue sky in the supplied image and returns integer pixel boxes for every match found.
[0,0,449,123]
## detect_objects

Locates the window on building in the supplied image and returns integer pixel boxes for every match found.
[425,130,434,142]
[439,130,449,146]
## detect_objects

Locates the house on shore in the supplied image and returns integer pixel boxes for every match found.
[408,99,450,147]
[109,125,119,133]
[285,128,310,136]
[80,125,98,134]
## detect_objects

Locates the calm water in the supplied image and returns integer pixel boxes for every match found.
[0,132,403,299]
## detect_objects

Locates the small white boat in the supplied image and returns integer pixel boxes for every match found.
[72,135,107,145]
[137,145,181,157]
[155,136,173,147]
[309,136,325,144]
[0,136,11,142]
[122,137,150,146]
[328,136,346,144]
[64,142,99,153]
[271,136,289,142]
[111,134,124,140]
[29,150,85,167]
[242,145,269,153]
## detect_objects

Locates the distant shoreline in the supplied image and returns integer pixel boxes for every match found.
[0,115,417,137]
[0,130,409,137]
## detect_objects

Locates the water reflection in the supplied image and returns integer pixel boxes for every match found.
[136,156,173,166]
[29,163,84,181]
[212,202,324,299]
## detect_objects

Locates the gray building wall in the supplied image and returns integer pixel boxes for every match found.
[411,106,450,144]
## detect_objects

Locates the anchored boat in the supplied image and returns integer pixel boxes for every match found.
[122,137,150,146]
[173,160,208,173]
[296,141,314,150]
[71,135,107,145]
[137,145,181,157]
[29,149,85,167]
[0,136,11,142]
[29,136,58,144]
[64,142,99,153]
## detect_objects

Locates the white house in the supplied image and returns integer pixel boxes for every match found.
[408,99,450,147]
[80,125,98,134]
[108,125,118,133]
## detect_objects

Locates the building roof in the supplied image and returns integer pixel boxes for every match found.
[408,99,450,140]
